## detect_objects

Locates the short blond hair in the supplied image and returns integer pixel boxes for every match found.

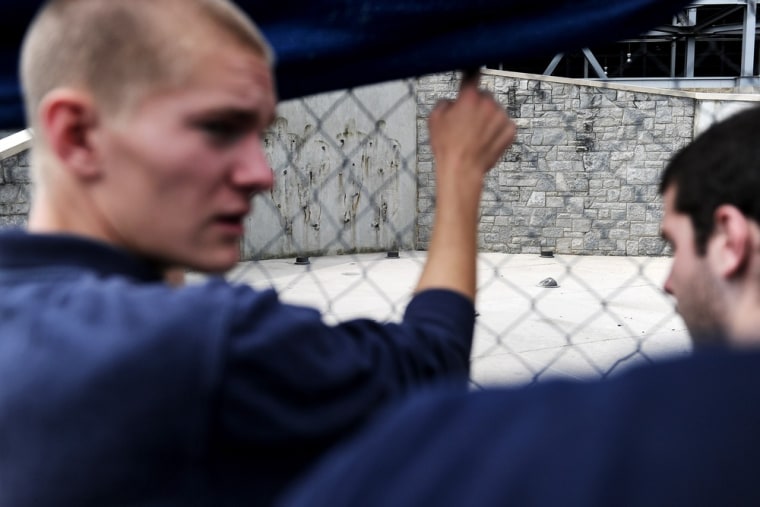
[20,0,273,127]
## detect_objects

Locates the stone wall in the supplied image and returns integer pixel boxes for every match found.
[0,150,30,227]
[417,71,753,256]
[3,72,760,257]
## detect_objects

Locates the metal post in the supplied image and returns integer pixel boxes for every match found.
[741,0,757,79]
[685,7,697,78]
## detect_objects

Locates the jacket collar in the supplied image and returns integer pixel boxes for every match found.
[0,229,164,283]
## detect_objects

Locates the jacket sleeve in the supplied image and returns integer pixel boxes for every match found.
[215,283,474,445]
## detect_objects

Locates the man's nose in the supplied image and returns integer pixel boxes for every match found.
[231,136,274,192]
[663,272,674,295]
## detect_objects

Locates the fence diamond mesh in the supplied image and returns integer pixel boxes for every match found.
[10,71,753,387]
[223,69,705,388]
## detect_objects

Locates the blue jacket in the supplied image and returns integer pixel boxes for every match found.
[0,230,474,506]
[282,347,760,507]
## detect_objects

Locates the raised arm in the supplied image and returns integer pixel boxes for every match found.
[415,73,517,300]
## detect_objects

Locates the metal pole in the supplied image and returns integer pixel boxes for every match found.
[685,7,697,78]
[742,0,757,79]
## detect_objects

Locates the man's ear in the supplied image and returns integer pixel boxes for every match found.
[711,204,751,279]
[38,89,101,180]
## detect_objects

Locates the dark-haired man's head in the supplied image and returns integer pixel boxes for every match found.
[660,106,760,346]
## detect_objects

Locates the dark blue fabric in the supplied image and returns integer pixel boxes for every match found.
[0,0,693,130]
[0,229,474,506]
[281,348,760,507]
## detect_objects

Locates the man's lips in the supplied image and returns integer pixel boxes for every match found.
[213,209,250,233]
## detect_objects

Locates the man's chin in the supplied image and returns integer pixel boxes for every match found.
[182,249,240,275]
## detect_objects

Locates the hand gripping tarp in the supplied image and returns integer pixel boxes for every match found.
[0,0,693,130]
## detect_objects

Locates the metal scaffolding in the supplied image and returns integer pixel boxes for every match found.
[536,1,759,90]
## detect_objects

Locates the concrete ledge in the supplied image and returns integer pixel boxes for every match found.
[0,130,33,162]
[481,69,760,102]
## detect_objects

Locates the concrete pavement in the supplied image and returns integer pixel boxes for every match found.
[215,251,690,387]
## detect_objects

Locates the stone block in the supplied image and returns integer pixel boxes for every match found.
[620,186,635,202]
[631,222,661,237]
[557,238,572,252]
[583,209,598,220]
[572,219,592,232]
[582,152,610,173]
[531,128,570,146]
[623,109,648,126]
[627,203,646,221]
[535,173,557,192]
[584,231,600,250]
[541,227,564,238]
[0,185,23,203]
[655,107,673,124]
[0,203,30,215]
[504,173,539,187]
[567,197,584,214]
[626,166,660,185]
[528,209,555,227]
[521,104,536,117]
[639,237,667,256]
[556,173,589,192]
[646,204,664,223]
[611,209,627,221]
[579,92,602,109]
[609,229,629,240]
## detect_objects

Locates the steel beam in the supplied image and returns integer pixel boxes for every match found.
[685,7,697,78]
[742,0,757,76]
[543,53,565,76]
[581,48,608,79]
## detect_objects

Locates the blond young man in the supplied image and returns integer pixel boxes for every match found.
[0,0,515,505]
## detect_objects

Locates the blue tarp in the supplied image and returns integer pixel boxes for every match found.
[0,0,693,130]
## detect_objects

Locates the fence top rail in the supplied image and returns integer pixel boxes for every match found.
[0,129,32,162]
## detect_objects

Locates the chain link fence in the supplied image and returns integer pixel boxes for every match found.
[220,69,730,388]
[4,70,756,387]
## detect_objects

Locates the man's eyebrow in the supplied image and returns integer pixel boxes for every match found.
[191,108,270,127]
[660,228,672,242]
